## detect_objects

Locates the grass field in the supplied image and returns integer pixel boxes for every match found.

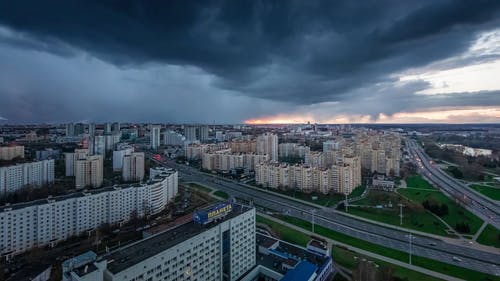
[213,190,229,199]
[477,224,500,248]
[255,215,310,246]
[187,183,212,193]
[333,246,444,281]
[398,188,483,235]
[277,215,499,281]
[347,190,451,236]
[346,206,450,236]
[469,185,500,201]
[406,175,435,189]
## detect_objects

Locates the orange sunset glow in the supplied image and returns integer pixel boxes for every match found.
[245,106,500,124]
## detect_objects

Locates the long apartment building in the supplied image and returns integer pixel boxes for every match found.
[202,152,268,172]
[0,159,55,196]
[256,158,361,195]
[0,145,24,160]
[0,168,178,258]
[63,204,255,281]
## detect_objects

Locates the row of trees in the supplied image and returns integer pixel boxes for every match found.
[455,222,471,234]
[422,200,449,217]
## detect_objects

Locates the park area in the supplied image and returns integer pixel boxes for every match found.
[342,175,484,236]
[469,184,500,201]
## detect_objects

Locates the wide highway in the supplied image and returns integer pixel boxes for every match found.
[407,139,500,229]
[152,156,500,277]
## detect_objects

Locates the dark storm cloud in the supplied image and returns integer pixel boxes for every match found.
[0,0,499,122]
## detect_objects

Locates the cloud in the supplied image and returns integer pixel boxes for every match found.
[0,1,499,122]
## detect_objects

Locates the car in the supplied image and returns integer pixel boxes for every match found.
[452,256,462,262]
[428,242,437,246]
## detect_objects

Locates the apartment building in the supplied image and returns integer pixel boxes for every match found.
[63,204,255,281]
[256,161,361,195]
[75,155,103,189]
[0,159,55,196]
[256,133,278,161]
[122,152,145,182]
[0,170,178,258]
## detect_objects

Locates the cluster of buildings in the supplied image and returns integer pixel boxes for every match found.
[255,157,361,195]
[0,159,55,196]
[0,167,178,257]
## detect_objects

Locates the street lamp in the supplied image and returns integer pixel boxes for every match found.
[398,203,405,226]
[311,209,316,233]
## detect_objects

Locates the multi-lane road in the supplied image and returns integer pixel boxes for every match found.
[152,157,500,277]
[407,139,500,229]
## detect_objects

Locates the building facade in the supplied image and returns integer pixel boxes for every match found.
[75,155,103,189]
[0,160,55,196]
[122,152,145,182]
[256,133,278,161]
[150,125,161,149]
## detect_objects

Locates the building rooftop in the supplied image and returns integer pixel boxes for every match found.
[103,203,252,274]
[281,260,317,281]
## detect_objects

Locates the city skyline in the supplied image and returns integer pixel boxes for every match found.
[0,1,500,124]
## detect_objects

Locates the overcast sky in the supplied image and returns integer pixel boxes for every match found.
[0,0,500,124]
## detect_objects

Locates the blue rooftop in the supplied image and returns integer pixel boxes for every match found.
[281,260,317,281]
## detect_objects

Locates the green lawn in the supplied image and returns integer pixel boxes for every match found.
[346,206,450,236]
[187,183,212,193]
[398,188,483,235]
[346,190,451,236]
[255,215,310,247]
[333,246,444,281]
[469,185,500,201]
[477,224,500,248]
[213,190,229,199]
[277,215,499,281]
[406,175,435,189]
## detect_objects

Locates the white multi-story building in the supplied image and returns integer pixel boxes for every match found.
[256,133,278,161]
[163,130,185,146]
[0,170,178,258]
[0,146,24,160]
[122,152,145,182]
[112,145,134,171]
[75,155,103,189]
[62,204,255,281]
[0,160,55,196]
[150,125,161,149]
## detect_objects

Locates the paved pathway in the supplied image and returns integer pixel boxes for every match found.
[473,222,489,241]
[259,213,466,281]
